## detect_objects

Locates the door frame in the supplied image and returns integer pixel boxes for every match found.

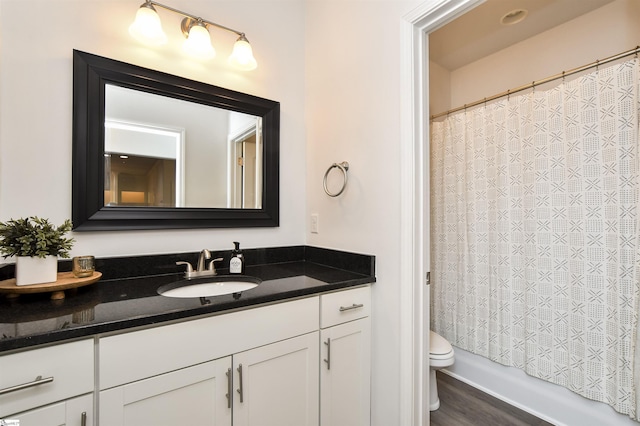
[399,1,484,424]
[227,119,263,209]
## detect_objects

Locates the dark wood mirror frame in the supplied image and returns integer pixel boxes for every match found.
[72,50,279,231]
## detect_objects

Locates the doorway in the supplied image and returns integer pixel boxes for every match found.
[401,1,484,425]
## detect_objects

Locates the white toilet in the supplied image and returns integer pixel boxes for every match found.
[429,330,455,411]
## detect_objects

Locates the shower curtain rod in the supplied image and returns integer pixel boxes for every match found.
[430,45,640,120]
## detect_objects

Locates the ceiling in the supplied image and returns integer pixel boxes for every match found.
[430,0,616,71]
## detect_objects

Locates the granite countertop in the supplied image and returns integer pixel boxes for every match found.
[0,246,375,353]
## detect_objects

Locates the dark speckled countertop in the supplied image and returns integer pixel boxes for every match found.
[0,246,375,353]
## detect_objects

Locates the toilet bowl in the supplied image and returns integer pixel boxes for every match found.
[429,330,455,411]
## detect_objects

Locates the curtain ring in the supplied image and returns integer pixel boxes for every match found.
[323,162,349,197]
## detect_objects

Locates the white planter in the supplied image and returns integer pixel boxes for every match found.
[16,256,58,286]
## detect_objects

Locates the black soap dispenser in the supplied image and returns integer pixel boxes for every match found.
[229,241,245,274]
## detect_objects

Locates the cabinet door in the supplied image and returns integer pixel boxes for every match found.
[8,393,93,426]
[320,318,371,426]
[233,332,319,426]
[100,357,231,426]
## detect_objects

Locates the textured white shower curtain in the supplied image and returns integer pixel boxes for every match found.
[431,58,640,417]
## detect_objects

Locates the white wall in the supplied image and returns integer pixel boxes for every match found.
[0,0,425,424]
[0,0,307,257]
[305,1,421,424]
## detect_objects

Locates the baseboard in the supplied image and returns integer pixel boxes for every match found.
[442,346,639,426]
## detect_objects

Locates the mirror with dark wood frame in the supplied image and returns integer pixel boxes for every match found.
[72,50,279,231]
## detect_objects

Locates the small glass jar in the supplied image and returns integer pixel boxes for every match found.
[72,256,95,278]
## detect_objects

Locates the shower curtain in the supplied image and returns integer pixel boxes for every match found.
[430,57,640,418]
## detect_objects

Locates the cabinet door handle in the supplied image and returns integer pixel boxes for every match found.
[339,303,364,312]
[324,338,331,370]
[225,368,232,409]
[81,411,87,426]
[0,375,54,396]
[237,364,244,403]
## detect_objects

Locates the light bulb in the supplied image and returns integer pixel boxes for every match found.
[129,4,167,46]
[228,35,257,71]
[183,22,216,59]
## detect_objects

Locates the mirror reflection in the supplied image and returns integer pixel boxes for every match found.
[104,85,262,209]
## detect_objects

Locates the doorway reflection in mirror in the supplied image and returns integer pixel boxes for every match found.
[104,84,262,209]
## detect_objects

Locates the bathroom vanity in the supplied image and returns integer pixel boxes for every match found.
[0,246,374,426]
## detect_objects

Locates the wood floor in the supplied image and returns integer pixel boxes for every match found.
[430,371,553,426]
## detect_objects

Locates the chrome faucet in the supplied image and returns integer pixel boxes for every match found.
[176,249,223,279]
[197,249,211,272]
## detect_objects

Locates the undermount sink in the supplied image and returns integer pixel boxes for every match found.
[158,275,261,298]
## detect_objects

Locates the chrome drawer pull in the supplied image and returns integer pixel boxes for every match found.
[226,368,232,408]
[339,303,364,312]
[81,411,87,426]
[324,338,331,370]
[0,375,54,396]
[237,364,244,403]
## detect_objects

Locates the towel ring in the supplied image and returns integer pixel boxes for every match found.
[323,162,349,197]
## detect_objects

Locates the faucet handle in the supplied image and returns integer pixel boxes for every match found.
[176,261,193,273]
[208,258,224,274]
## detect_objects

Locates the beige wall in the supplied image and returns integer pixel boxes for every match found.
[429,60,452,116]
[434,0,640,112]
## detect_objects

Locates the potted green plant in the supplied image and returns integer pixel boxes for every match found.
[0,217,74,286]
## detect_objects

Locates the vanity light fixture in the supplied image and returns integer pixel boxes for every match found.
[228,34,257,71]
[182,19,216,59]
[129,0,257,70]
[129,2,167,45]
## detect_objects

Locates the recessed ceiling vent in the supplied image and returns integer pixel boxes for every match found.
[501,9,528,25]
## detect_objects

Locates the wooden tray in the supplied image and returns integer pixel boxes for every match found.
[0,271,102,300]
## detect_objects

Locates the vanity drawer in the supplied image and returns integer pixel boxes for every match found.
[0,339,94,417]
[320,286,371,328]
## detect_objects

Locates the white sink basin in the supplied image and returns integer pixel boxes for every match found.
[158,276,261,298]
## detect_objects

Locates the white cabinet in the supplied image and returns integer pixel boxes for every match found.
[99,332,320,426]
[0,339,94,421]
[100,357,231,426]
[8,394,93,426]
[98,297,321,426]
[320,319,370,426]
[233,332,319,426]
[320,286,371,426]
[2,286,372,426]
